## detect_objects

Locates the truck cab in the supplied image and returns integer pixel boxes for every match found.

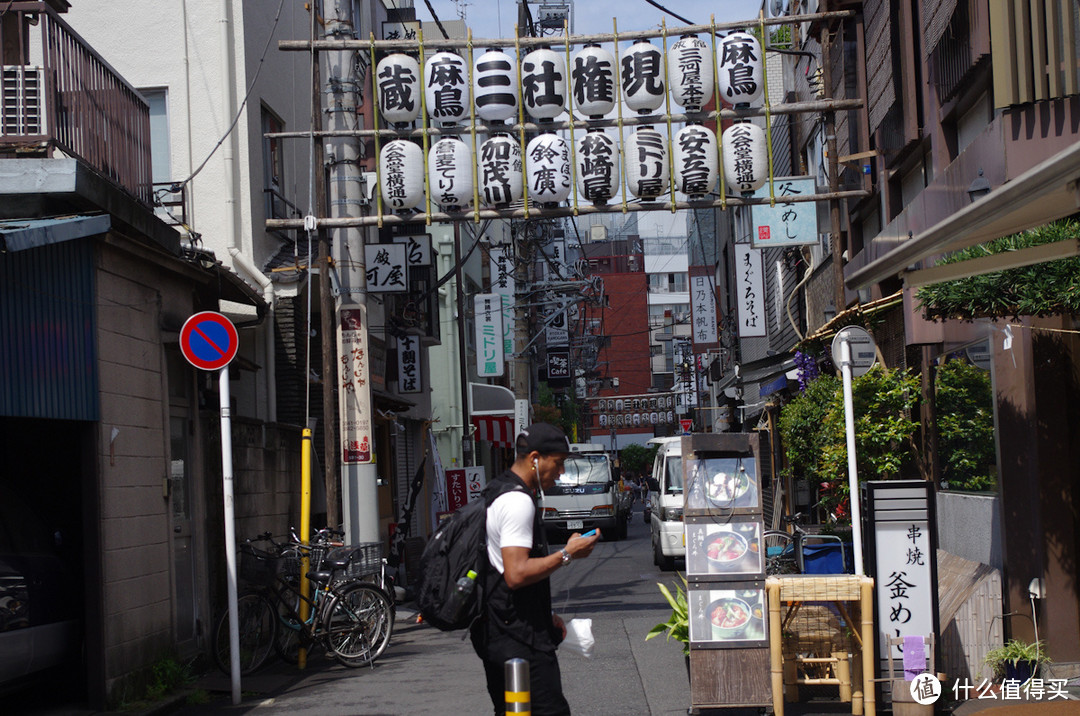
[648,436,684,570]
[541,443,629,541]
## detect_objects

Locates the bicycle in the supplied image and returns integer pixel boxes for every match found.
[762,512,847,575]
[213,531,394,674]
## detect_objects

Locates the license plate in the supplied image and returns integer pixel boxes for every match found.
[567,520,584,530]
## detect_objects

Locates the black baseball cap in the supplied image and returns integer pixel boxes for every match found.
[516,423,571,456]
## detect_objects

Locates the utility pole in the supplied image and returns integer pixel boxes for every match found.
[313,27,339,531]
[326,3,380,544]
[455,222,474,466]
[822,27,846,314]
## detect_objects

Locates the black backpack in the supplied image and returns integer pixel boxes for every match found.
[416,478,524,631]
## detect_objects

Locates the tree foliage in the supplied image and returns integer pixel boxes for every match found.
[619,443,658,478]
[935,359,996,491]
[779,366,921,522]
[916,220,1080,320]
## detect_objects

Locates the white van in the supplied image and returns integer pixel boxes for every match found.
[540,443,629,541]
[648,436,684,570]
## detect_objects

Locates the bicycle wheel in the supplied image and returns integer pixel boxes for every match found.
[321,583,394,667]
[213,591,277,675]
[273,579,305,664]
[762,531,799,575]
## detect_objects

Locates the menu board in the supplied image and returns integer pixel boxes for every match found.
[682,433,771,707]
[685,519,764,579]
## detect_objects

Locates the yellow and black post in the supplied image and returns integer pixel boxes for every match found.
[505,658,531,715]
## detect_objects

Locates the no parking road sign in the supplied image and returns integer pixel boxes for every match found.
[180,311,239,371]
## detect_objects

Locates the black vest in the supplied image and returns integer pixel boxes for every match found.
[472,469,561,654]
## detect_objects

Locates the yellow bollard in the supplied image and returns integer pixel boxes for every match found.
[298,428,313,669]
[505,658,531,715]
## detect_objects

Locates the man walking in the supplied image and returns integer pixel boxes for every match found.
[471,423,600,715]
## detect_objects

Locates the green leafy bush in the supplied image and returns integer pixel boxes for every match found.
[916,220,1080,320]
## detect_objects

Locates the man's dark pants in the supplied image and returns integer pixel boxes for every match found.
[478,629,571,716]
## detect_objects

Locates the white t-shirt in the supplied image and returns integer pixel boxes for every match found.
[486,491,535,573]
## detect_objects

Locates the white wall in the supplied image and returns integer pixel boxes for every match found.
[64,1,313,266]
[64,0,315,422]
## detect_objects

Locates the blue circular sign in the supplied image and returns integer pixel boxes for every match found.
[180,311,239,371]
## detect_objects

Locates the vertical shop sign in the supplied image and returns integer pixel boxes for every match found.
[734,244,766,337]
[474,293,504,377]
[690,272,718,348]
[397,334,421,393]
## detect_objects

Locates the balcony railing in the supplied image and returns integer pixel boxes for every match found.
[0,3,153,206]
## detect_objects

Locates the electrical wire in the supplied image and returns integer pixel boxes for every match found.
[641,0,694,27]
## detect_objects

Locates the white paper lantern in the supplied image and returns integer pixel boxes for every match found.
[717,31,764,107]
[428,137,474,210]
[624,127,669,200]
[668,35,714,112]
[376,53,421,124]
[379,140,424,210]
[576,130,620,203]
[525,133,572,203]
[473,49,518,122]
[621,41,665,115]
[722,122,768,194]
[572,44,616,118]
[480,135,523,206]
[424,51,470,124]
[673,124,718,197]
[521,47,567,120]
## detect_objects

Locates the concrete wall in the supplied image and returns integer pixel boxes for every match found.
[95,240,194,698]
[936,490,1002,571]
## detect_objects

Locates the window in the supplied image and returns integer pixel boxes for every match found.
[143,89,171,185]
[262,106,286,219]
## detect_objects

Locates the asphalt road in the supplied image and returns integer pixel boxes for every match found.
[178,502,702,715]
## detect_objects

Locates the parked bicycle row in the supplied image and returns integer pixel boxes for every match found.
[213,527,396,675]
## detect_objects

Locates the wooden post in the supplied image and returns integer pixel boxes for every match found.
[861,577,876,715]
[768,579,785,716]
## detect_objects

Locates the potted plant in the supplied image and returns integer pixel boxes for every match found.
[647,576,690,673]
[984,639,1051,683]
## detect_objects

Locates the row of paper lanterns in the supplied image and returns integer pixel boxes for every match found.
[597,411,677,427]
[375,32,765,126]
[378,121,768,211]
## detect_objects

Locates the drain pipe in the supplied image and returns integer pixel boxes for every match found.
[220,0,277,420]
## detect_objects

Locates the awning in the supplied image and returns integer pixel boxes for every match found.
[470,382,515,415]
[471,414,515,448]
[0,214,111,252]
[847,140,1080,291]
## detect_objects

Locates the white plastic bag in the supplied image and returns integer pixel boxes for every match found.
[561,618,594,658]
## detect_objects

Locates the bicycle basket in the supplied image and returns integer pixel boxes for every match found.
[239,544,283,585]
[327,542,382,579]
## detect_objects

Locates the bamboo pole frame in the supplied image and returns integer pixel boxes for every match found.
[273,10,865,226]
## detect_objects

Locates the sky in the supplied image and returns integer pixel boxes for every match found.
[410,0,768,239]
[414,0,767,41]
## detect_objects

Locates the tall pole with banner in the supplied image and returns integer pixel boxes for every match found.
[179,311,241,704]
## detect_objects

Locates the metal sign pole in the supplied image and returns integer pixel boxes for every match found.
[219,365,240,704]
[839,338,865,576]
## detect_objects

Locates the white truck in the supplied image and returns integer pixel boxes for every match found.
[540,443,630,541]
[647,436,684,570]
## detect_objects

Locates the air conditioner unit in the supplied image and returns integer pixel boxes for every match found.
[2,66,44,136]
